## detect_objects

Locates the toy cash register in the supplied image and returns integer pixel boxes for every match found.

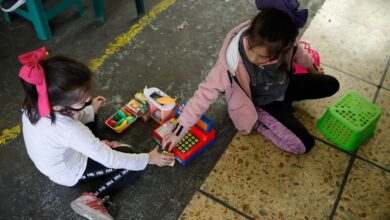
[153,116,216,165]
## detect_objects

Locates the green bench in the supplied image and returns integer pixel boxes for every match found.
[1,0,145,40]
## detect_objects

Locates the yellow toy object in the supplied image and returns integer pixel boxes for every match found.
[113,119,128,133]
[156,96,176,104]
[135,92,148,103]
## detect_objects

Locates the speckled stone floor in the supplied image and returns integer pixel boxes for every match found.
[180,0,390,219]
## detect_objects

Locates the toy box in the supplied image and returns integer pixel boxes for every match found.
[126,92,150,121]
[144,87,176,124]
[105,92,149,133]
[105,107,138,133]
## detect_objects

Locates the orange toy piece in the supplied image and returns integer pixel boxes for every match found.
[156,96,176,104]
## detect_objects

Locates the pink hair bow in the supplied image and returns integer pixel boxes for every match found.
[18,47,51,117]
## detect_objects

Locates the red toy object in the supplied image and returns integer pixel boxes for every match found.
[293,40,320,74]
[153,117,216,165]
[107,119,117,127]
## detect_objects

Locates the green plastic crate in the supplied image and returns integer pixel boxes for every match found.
[317,91,381,151]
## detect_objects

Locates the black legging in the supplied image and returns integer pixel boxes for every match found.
[78,156,143,198]
[82,115,143,198]
[258,73,339,153]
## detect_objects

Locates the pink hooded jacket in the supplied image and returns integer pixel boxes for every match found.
[177,20,314,135]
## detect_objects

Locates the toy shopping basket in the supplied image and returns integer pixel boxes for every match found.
[317,91,381,151]
[293,40,320,74]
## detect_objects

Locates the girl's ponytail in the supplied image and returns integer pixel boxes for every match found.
[19,48,93,124]
[21,80,41,124]
[18,47,50,124]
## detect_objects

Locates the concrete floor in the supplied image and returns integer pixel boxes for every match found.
[9,0,390,219]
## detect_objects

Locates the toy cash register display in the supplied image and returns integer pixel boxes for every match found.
[153,117,216,165]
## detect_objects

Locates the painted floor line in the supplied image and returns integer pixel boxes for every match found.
[89,0,176,72]
[0,125,21,145]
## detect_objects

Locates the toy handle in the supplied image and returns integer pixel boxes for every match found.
[293,40,320,74]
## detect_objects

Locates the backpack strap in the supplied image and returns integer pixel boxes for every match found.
[238,32,260,86]
[227,70,250,99]
[288,44,298,75]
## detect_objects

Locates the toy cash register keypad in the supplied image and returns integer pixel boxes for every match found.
[176,132,199,153]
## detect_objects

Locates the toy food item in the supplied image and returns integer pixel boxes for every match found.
[162,151,175,167]
[135,92,148,103]
[115,118,126,127]
[126,115,135,123]
[112,113,122,121]
[113,119,128,132]
[134,93,150,116]
[117,110,127,118]
[162,150,174,157]
[107,119,117,127]
[156,96,176,104]
[121,107,133,116]
[127,99,142,114]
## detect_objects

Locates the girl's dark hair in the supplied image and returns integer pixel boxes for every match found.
[21,56,93,124]
[247,9,299,59]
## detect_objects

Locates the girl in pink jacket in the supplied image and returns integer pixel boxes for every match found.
[163,0,339,154]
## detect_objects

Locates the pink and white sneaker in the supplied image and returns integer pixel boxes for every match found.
[70,192,114,220]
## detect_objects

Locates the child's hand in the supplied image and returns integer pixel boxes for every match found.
[148,146,175,167]
[103,140,131,148]
[92,96,107,113]
[162,132,182,152]
[308,64,325,74]
[313,66,325,74]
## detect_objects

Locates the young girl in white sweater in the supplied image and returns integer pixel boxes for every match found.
[19,48,174,220]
